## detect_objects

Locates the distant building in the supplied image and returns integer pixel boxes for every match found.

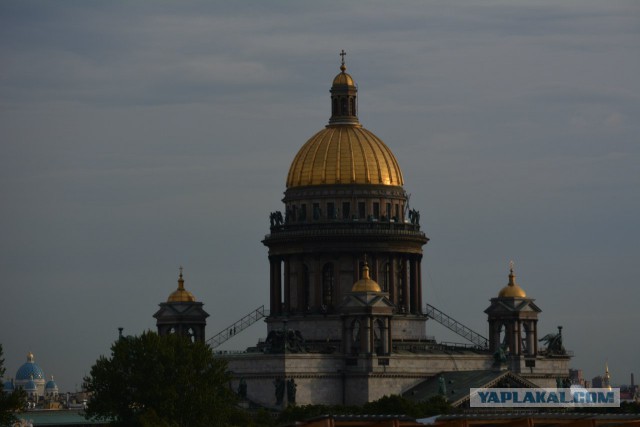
[2,352,61,409]
[569,368,585,386]
[592,375,604,388]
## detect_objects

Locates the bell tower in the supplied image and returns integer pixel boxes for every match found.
[485,263,541,371]
[154,267,209,342]
[340,260,394,358]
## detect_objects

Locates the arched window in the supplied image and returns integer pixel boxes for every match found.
[341,98,348,115]
[322,263,334,307]
[350,98,356,116]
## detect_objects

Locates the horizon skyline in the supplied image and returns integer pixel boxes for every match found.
[1,0,638,393]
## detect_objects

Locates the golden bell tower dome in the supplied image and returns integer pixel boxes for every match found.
[498,262,527,298]
[167,266,196,302]
[286,50,404,188]
[351,261,382,293]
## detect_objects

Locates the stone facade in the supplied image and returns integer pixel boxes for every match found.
[225,351,570,407]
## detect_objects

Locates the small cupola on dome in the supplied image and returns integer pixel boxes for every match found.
[167,267,196,302]
[351,260,382,293]
[329,49,359,126]
[45,376,58,391]
[498,262,527,298]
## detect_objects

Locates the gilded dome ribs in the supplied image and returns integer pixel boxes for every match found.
[321,128,336,184]
[336,128,342,183]
[285,61,404,189]
[286,126,404,188]
[352,128,371,184]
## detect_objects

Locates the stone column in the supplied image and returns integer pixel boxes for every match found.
[533,321,538,355]
[274,258,282,315]
[269,257,277,313]
[417,257,423,314]
[402,257,410,313]
[387,317,393,354]
[514,320,521,356]
[284,257,290,313]
[389,256,396,304]
[410,257,418,313]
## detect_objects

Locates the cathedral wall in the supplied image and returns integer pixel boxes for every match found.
[225,353,346,407]
[391,317,427,341]
[520,356,572,388]
[266,316,343,342]
[224,352,502,407]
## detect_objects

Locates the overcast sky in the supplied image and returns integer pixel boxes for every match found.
[1,0,638,392]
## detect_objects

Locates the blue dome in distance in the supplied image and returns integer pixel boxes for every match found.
[45,376,58,391]
[24,377,37,392]
[15,352,45,381]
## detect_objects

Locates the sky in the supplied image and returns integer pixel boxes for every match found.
[1,0,638,392]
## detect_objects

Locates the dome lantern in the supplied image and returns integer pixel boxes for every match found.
[167,266,196,302]
[329,50,359,126]
[498,262,527,298]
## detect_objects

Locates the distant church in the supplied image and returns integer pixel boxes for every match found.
[155,52,572,408]
[3,352,59,407]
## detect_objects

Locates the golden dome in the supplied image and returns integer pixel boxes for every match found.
[333,71,354,86]
[286,51,404,189]
[352,262,382,293]
[498,265,527,298]
[168,267,196,302]
[286,126,404,188]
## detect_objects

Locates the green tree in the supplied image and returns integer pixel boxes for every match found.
[83,331,238,426]
[0,344,26,427]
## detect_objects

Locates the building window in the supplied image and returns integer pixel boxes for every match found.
[342,202,351,219]
[373,202,380,219]
[313,203,321,220]
[385,203,391,220]
[300,204,307,221]
[322,263,334,307]
[358,202,365,219]
[327,202,335,219]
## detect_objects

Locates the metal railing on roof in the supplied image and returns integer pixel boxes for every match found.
[425,303,489,349]
[207,305,270,349]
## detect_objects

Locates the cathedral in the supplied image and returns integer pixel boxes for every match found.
[155,53,572,408]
